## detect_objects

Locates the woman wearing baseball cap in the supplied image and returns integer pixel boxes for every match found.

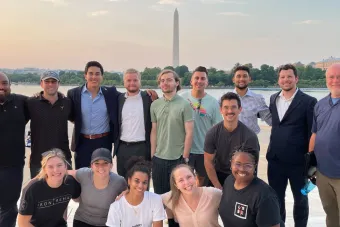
[68,148,127,227]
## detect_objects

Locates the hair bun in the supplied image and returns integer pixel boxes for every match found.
[125,156,151,172]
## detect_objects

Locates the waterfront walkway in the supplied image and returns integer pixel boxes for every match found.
[16,126,326,227]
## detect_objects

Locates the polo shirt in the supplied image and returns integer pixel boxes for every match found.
[26,92,72,166]
[0,94,29,167]
[312,94,340,178]
[150,94,194,160]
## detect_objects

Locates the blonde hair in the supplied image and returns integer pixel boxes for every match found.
[123,68,141,80]
[168,164,195,210]
[157,69,181,92]
[36,148,69,181]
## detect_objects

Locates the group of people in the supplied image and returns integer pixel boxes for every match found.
[0,61,339,227]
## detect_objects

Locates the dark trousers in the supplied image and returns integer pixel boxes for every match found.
[268,160,309,227]
[0,166,23,227]
[152,156,183,194]
[73,219,107,227]
[30,159,73,179]
[208,171,230,187]
[116,141,149,178]
[75,135,112,169]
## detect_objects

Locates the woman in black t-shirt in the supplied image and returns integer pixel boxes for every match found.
[18,148,81,227]
[219,145,284,227]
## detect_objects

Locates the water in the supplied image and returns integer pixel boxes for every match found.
[301,180,317,195]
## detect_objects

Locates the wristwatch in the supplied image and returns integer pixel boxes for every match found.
[184,157,189,164]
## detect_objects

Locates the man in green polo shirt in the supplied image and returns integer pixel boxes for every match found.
[150,69,194,196]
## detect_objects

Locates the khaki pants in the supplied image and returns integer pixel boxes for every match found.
[316,171,340,227]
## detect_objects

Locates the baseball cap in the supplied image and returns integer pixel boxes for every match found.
[41,71,60,81]
[91,148,112,164]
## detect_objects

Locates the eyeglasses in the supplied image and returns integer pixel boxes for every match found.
[232,162,255,171]
[197,99,202,111]
[42,150,65,158]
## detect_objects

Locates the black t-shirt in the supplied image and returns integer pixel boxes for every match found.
[204,121,260,174]
[19,175,81,227]
[0,94,29,167]
[219,176,284,227]
[26,93,72,165]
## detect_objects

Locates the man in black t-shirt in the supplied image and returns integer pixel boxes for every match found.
[27,71,73,178]
[204,92,259,189]
[18,175,81,227]
[219,175,284,227]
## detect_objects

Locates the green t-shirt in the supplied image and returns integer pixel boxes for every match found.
[180,92,223,154]
[150,94,194,160]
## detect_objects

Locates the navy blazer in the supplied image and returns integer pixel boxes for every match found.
[67,85,120,151]
[114,91,152,159]
[267,89,317,165]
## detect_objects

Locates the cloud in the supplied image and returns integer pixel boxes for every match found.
[88,10,109,17]
[293,20,321,25]
[218,12,249,16]
[107,0,127,2]
[201,0,247,4]
[149,5,172,12]
[157,0,182,5]
[40,0,68,6]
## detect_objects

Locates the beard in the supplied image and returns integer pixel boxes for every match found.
[235,84,248,90]
[0,91,9,104]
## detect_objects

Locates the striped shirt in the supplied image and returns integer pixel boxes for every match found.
[232,88,272,134]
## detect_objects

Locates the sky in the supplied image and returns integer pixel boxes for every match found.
[1,0,340,72]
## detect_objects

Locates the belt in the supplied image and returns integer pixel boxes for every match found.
[82,132,109,140]
[120,140,146,146]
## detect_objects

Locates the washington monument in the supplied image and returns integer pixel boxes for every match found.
[173,8,179,67]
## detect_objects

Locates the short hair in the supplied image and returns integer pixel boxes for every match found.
[220,92,241,108]
[85,61,104,75]
[278,64,297,77]
[233,65,250,77]
[157,69,181,92]
[229,144,259,165]
[193,66,208,76]
[123,68,141,80]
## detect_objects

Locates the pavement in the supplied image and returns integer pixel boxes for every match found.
[16,125,326,227]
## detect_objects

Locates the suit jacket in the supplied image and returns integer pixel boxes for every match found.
[114,91,152,160]
[67,85,120,151]
[267,89,317,165]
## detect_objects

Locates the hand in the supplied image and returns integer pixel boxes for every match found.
[146,89,158,101]
[215,183,223,190]
[115,189,128,201]
[32,92,40,98]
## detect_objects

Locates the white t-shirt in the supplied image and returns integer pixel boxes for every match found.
[106,191,166,227]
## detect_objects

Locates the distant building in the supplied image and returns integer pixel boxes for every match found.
[173,8,179,68]
[314,57,340,70]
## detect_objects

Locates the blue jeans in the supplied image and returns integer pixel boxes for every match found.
[0,166,24,227]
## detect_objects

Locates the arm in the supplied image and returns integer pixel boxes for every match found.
[258,95,272,126]
[183,120,194,159]
[17,214,34,227]
[204,152,222,189]
[306,98,317,139]
[67,90,75,122]
[150,123,157,158]
[67,170,77,180]
[309,133,316,152]
[152,221,163,227]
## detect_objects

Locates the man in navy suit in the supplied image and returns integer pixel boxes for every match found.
[67,61,120,169]
[267,64,317,227]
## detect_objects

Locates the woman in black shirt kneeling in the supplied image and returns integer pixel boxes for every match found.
[219,145,284,227]
[18,148,81,227]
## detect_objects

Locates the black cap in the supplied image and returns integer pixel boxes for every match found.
[91,148,112,164]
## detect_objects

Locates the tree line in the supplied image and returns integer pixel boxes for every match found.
[7,63,327,88]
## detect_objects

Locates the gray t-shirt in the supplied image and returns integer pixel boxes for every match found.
[204,121,260,174]
[74,168,127,226]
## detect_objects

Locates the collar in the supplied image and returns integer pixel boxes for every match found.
[124,90,141,99]
[279,88,299,101]
[0,93,14,105]
[82,84,103,95]
[163,93,179,102]
[232,88,254,97]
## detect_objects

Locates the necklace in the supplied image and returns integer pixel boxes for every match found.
[132,205,139,216]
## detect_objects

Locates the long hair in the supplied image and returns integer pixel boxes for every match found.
[36,148,69,182]
[168,164,195,210]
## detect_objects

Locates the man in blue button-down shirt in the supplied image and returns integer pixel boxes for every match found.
[67,61,120,169]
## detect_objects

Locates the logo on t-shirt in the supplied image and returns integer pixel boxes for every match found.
[234,202,248,219]
[37,194,72,209]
